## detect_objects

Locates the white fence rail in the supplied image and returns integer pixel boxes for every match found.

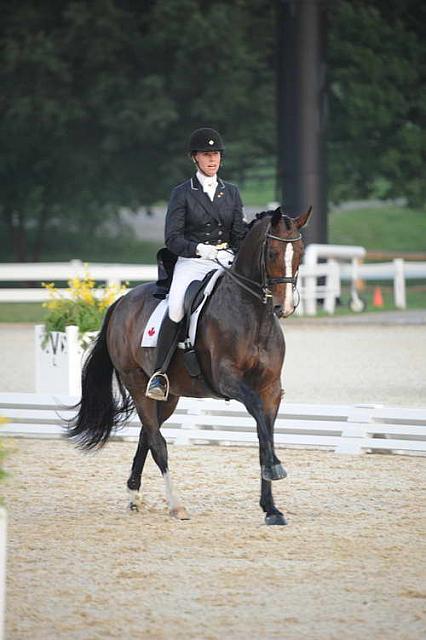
[1,254,425,313]
[303,244,426,315]
[1,393,425,456]
[340,259,426,310]
[0,261,157,302]
[0,259,342,311]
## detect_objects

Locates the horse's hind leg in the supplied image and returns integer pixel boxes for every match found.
[148,414,190,520]
[122,371,188,519]
[127,427,149,511]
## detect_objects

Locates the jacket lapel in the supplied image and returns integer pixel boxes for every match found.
[213,178,226,207]
[190,175,222,223]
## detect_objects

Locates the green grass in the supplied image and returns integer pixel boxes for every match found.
[329,206,426,253]
[329,284,426,314]
[239,176,276,207]
[0,303,46,323]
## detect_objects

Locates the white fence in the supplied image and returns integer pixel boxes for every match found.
[340,259,426,310]
[303,244,426,315]
[0,259,339,311]
[1,393,425,456]
[1,254,425,315]
[0,261,157,302]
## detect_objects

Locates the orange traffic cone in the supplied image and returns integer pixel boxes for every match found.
[373,286,384,308]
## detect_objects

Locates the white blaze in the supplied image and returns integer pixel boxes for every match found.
[283,243,294,316]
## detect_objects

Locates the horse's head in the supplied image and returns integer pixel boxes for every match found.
[264,207,312,318]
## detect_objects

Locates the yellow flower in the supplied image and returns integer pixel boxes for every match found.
[43,265,127,334]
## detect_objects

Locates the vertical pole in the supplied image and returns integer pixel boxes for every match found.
[277,0,328,245]
[394,258,406,309]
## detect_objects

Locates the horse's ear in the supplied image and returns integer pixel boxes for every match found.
[271,207,282,225]
[295,206,312,229]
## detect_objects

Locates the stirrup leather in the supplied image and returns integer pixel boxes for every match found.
[145,371,170,401]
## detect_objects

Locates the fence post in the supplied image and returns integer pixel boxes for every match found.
[303,250,318,316]
[393,259,406,309]
[323,260,340,314]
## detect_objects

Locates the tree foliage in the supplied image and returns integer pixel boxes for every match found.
[328,0,425,206]
[0,0,275,260]
[0,0,424,260]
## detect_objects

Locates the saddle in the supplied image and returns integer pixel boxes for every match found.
[146,250,222,378]
[180,269,219,377]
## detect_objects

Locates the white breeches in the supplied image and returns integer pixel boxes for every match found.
[168,250,234,322]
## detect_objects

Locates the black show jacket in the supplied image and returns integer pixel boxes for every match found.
[165,175,247,258]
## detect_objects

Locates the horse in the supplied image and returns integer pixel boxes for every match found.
[68,206,312,525]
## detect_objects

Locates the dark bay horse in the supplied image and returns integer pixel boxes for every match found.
[68,207,312,525]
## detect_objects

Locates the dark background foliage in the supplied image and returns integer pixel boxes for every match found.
[1,0,424,260]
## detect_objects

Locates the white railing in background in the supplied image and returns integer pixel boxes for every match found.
[340,259,426,311]
[1,393,425,456]
[302,245,426,315]
[303,244,366,315]
[0,260,157,302]
[1,255,425,314]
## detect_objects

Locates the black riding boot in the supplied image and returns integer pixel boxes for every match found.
[145,316,182,401]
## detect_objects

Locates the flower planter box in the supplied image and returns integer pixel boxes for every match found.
[34,325,97,395]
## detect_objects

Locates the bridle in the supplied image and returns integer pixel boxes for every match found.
[219,223,302,309]
[265,231,302,288]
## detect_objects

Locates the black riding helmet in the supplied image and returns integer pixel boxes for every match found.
[188,127,224,153]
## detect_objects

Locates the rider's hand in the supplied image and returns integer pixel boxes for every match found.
[196,243,218,260]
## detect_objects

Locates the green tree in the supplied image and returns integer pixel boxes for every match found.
[0,0,275,261]
[328,1,425,207]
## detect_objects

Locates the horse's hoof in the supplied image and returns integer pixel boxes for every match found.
[265,513,288,526]
[170,506,190,520]
[262,463,287,481]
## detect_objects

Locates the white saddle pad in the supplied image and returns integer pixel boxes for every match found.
[141,269,223,348]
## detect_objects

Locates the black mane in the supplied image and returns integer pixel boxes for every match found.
[248,207,293,230]
[248,209,275,229]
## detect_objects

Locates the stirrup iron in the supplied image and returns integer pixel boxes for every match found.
[145,371,170,401]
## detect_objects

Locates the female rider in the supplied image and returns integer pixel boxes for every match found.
[146,127,247,400]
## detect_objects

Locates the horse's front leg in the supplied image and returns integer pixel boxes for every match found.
[218,375,287,525]
[256,383,288,526]
[247,385,287,483]
[260,478,287,526]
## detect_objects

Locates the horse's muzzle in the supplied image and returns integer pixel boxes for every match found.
[273,305,284,318]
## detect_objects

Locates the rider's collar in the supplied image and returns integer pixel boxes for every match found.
[196,170,218,191]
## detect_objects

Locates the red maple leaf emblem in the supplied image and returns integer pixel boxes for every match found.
[148,327,155,336]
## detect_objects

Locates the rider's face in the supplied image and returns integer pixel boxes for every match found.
[194,151,221,177]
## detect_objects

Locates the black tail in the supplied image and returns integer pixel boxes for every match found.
[66,300,134,450]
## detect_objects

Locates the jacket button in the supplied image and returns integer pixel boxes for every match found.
[218,230,222,236]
